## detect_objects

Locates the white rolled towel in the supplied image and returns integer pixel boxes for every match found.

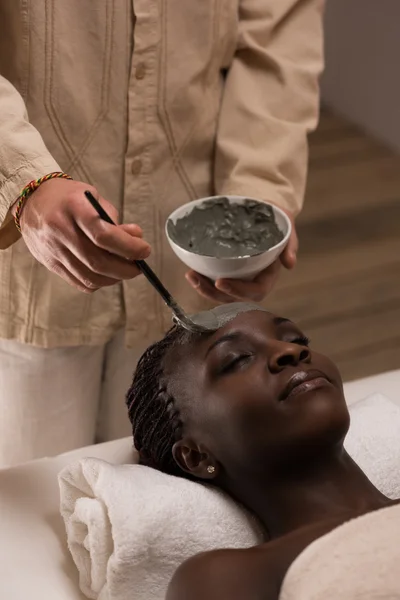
[59,459,263,600]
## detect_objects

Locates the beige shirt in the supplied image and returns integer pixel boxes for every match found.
[0,0,323,348]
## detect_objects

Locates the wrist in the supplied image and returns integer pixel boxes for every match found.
[13,172,73,232]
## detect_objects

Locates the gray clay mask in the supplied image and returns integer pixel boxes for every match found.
[189,302,270,331]
[167,197,283,258]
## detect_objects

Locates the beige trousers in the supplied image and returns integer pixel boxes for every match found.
[0,331,145,468]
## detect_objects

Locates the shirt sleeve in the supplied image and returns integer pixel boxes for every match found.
[0,75,60,249]
[214,0,324,215]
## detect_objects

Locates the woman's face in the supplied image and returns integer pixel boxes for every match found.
[168,310,349,477]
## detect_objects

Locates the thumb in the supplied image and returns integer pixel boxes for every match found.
[280,226,298,270]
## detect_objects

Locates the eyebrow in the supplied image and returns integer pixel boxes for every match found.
[205,332,243,358]
[205,317,294,358]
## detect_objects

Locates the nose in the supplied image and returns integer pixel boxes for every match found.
[268,340,311,372]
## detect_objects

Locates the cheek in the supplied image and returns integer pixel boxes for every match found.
[201,383,279,456]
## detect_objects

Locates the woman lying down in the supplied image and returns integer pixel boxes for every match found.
[126,303,399,600]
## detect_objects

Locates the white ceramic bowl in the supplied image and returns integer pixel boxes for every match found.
[166,195,291,280]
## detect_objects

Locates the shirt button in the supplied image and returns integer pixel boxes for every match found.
[135,63,146,80]
[131,159,142,175]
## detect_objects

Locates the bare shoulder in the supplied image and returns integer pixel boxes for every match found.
[166,546,281,600]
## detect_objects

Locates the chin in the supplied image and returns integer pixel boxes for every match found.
[284,389,350,455]
[304,399,350,450]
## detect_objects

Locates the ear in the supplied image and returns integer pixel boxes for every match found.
[172,438,218,480]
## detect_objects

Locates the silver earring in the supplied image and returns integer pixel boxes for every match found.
[207,465,215,474]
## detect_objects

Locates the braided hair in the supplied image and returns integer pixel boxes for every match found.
[126,325,203,477]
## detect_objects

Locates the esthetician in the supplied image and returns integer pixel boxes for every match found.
[0,1,323,467]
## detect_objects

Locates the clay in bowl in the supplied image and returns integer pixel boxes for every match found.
[166,195,291,281]
[167,197,283,258]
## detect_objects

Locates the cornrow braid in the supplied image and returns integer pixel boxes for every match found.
[126,325,200,477]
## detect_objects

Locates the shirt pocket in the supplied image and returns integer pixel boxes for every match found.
[157,0,239,164]
[41,0,115,165]
[160,0,238,85]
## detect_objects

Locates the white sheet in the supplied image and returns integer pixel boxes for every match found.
[0,439,135,600]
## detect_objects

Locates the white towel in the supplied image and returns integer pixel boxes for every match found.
[344,393,400,498]
[280,503,400,599]
[59,460,264,600]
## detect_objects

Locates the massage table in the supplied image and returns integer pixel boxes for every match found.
[1,369,399,600]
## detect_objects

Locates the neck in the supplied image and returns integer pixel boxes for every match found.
[229,448,389,539]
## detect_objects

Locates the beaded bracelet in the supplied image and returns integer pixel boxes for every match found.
[14,171,73,232]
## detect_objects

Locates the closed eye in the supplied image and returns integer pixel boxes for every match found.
[290,335,310,347]
[219,353,253,375]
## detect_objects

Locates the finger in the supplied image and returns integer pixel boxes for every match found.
[56,210,145,280]
[75,207,151,261]
[185,271,235,303]
[215,261,281,302]
[60,248,123,289]
[280,227,298,270]
[63,234,142,281]
[51,261,99,294]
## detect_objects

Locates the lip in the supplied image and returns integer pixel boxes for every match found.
[280,370,332,401]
